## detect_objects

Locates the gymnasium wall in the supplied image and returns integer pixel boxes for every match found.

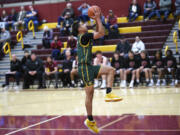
[0,0,176,22]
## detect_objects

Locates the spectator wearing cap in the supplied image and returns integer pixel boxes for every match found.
[106,10,119,38]
[42,26,53,48]
[128,0,141,22]
[57,3,75,28]
[61,12,74,36]
[131,36,145,56]
[78,3,90,23]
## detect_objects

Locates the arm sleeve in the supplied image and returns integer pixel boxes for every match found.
[80,33,94,46]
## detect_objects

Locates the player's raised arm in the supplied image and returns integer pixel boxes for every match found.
[93,10,105,39]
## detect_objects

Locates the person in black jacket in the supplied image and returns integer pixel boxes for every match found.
[128,0,141,22]
[164,50,177,86]
[21,50,31,73]
[3,54,22,91]
[23,53,44,89]
[111,51,125,87]
[124,51,139,88]
[62,50,73,87]
[116,37,131,58]
[136,51,154,86]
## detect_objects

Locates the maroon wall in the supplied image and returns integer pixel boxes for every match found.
[0,0,176,22]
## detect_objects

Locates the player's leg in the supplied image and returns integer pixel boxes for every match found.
[136,68,142,85]
[129,70,136,88]
[100,75,106,89]
[143,68,149,86]
[120,69,126,87]
[70,69,78,87]
[148,68,154,86]
[98,65,123,102]
[170,68,176,86]
[124,69,131,87]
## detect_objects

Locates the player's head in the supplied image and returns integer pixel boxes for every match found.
[114,51,119,60]
[72,21,88,36]
[47,56,52,63]
[155,50,162,59]
[140,51,147,59]
[128,51,134,59]
[31,53,36,61]
[166,50,173,57]
[96,51,102,59]
[135,36,140,42]
[12,54,17,61]
[24,50,29,57]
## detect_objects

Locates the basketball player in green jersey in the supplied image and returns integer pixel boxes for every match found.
[72,9,123,134]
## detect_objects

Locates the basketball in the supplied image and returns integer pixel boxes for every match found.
[88,5,101,19]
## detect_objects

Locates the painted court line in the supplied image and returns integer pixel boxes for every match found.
[99,115,130,129]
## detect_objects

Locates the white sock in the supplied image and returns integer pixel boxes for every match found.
[102,79,106,84]
[137,79,140,83]
[130,80,134,84]
[157,79,160,83]
[163,79,166,83]
[146,79,149,82]
[71,80,75,84]
[150,79,153,83]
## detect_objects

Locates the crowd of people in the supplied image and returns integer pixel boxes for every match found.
[1,0,180,90]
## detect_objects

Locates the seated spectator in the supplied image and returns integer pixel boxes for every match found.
[136,51,154,86]
[61,12,74,36]
[157,0,172,22]
[23,53,43,89]
[3,54,22,91]
[94,51,108,89]
[151,50,166,86]
[164,50,177,86]
[78,3,90,23]
[174,0,180,18]
[131,36,145,56]
[43,56,59,88]
[21,50,31,73]
[1,10,8,22]
[70,54,79,87]
[14,6,27,31]
[106,10,119,38]
[62,50,73,87]
[42,26,53,48]
[128,0,141,22]
[116,37,131,58]
[51,36,63,60]
[67,35,77,55]
[111,51,126,88]
[57,3,74,28]
[24,5,39,31]
[144,0,160,21]
[6,8,17,31]
[0,28,11,49]
[124,51,139,88]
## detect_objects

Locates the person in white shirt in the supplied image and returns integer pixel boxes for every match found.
[94,51,108,89]
[131,36,145,55]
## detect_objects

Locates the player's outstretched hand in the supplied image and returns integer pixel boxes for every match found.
[92,8,101,20]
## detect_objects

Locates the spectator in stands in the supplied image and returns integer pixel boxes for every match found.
[14,6,27,31]
[23,53,43,89]
[24,5,39,31]
[94,51,108,89]
[43,56,59,88]
[174,0,180,18]
[42,26,53,48]
[106,10,119,38]
[124,51,139,88]
[111,51,126,88]
[164,50,177,86]
[128,0,141,22]
[136,51,154,86]
[67,35,77,55]
[70,54,78,87]
[6,8,17,31]
[61,12,74,36]
[131,36,145,56]
[51,35,63,60]
[62,50,73,87]
[0,28,11,49]
[57,3,74,28]
[157,0,172,22]
[21,50,31,73]
[143,0,160,21]
[78,3,90,23]
[1,10,8,22]
[116,37,131,58]
[3,54,22,91]
[152,50,166,86]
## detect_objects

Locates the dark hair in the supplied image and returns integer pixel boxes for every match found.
[31,52,36,56]
[96,50,102,56]
[166,49,173,56]
[155,50,162,57]
[72,21,80,37]
[114,51,120,55]
[24,50,29,53]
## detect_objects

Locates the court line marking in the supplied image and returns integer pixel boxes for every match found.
[2,128,180,132]
[99,115,130,129]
